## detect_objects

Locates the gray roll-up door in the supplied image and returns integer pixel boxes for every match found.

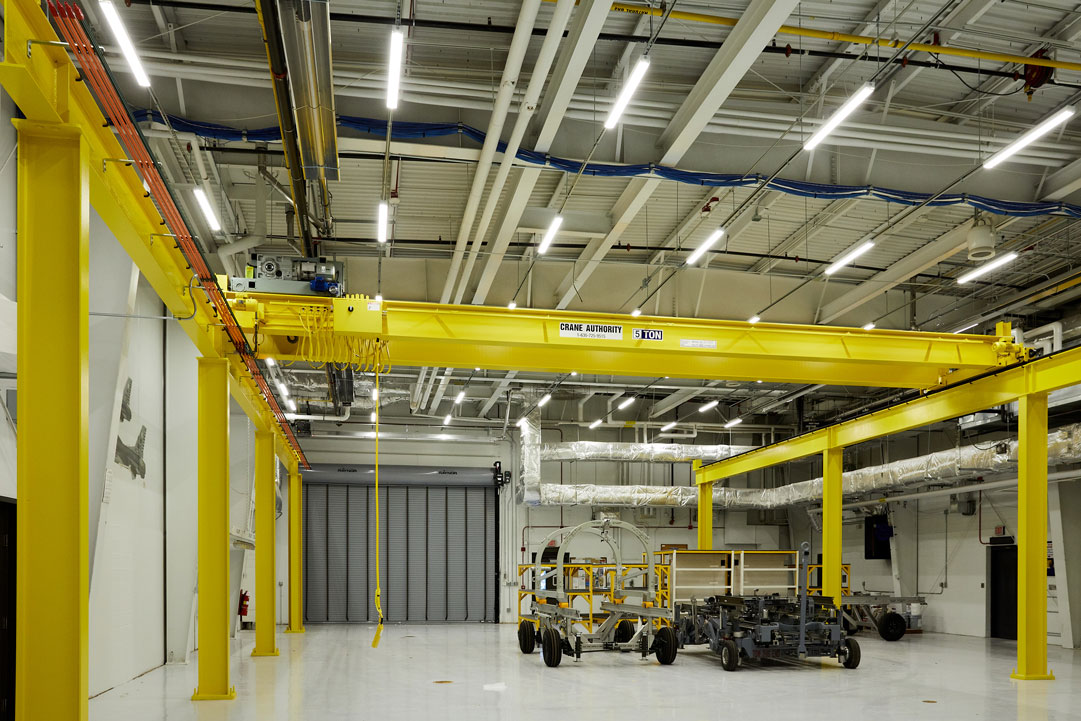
[303,466,498,624]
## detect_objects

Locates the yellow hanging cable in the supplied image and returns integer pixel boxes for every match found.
[371,363,384,648]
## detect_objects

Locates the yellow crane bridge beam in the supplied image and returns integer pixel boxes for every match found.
[224,291,1026,389]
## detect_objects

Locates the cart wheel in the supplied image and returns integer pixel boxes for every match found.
[841,637,861,669]
[517,621,536,654]
[877,611,907,642]
[720,639,740,671]
[614,620,635,644]
[653,626,678,665]
[541,628,563,668]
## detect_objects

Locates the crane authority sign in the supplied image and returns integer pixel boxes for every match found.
[558,322,624,340]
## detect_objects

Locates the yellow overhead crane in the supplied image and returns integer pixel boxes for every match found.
[224,288,1026,388]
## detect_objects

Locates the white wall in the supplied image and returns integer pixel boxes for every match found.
[87,271,166,696]
[164,321,199,663]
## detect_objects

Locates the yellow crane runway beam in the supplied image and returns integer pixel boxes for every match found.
[14,120,90,721]
[0,0,300,467]
[696,341,1081,486]
[252,431,280,657]
[226,294,1025,389]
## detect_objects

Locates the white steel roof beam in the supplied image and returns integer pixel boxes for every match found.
[749,198,861,274]
[552,0,801,310]
[469,0,612,305]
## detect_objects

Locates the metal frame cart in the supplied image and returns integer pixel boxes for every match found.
[517,518,677,668]
[675,543,860,671]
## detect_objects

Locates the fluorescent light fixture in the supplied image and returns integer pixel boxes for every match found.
[984,108,1075,169]
[660,421,677,432]
[724,417,743,429]
[371,387,378,401]
[386,29,404,109]
[192,188,221,232]
[756,380,763,383]
[957,252,1018,285]
[953,323,979,334]
[699,400,719,413]
[538,215,563,254]
[570,371,578,376]
[455,390,465,404]
[825,241,874,275]
[285,398,296,412]
[618,397,635,410]
[475,367,481,371]
[686,228,724,265]
[508,301,517,310]
[589,419,602,429]
[377,202,389,243]
[444,414,452,425]
[375,294,383,302]
[748,315,761,324]
[99,1,151,87]
[538,393,552,407]
[264,357,276,367]
[804,83,874,150]
[370,411,377,422]
[631,308,642,317]
[862,322,876,330]
[276,381,290,398]
[605,56,650,129]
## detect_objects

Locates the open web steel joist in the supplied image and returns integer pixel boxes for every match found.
[223,289,1026,388]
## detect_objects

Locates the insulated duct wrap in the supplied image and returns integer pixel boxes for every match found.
[538,441,754,462]
[518,413,542,505]
[534,423,1081,508]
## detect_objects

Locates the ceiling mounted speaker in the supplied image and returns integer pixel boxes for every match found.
[967,220,996,261]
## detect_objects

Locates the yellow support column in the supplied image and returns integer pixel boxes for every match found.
[1012,391,1054,680]
[822,446,844,606]
[14,121,89,721]
[193,355,236,700]
[286,462,305,633]
[252,431,279,656]
[695,461,713,550]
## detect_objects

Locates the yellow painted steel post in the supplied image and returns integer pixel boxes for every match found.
[14,120,89,721]
[252,431,279,656]
[694,461,713,550]
[1012,391,1054,680]
[286,461,305,633]
[822,446,844,606]
[193,355,236,700]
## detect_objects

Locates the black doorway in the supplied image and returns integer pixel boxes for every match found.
[989,544,1017,640]
[0,498,14,721]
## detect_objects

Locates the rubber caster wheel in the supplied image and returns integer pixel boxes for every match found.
[615,619,635,644]
[652,626,678,665]
[841,637,861,669]
[720,639,740,671]
[518,621,536,654]
[877,611,907,642]
[541,628,563,668]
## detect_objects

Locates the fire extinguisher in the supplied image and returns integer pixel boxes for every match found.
[238,591,250,618]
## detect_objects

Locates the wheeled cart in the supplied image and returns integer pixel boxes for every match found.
[675,543,860,671]
[517,518,678,667]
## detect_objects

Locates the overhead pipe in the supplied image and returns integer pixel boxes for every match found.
[253,0,315,254]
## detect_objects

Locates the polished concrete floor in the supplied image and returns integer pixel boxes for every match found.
[90,624,1081,720]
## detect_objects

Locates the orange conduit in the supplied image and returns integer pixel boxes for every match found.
[50,2,308,467]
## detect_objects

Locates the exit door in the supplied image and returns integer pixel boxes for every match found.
[989,544,1017,640]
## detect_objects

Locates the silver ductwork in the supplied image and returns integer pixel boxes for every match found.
[533,423,1081,508]
[539,441,754,463]
[518,413,542,505]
